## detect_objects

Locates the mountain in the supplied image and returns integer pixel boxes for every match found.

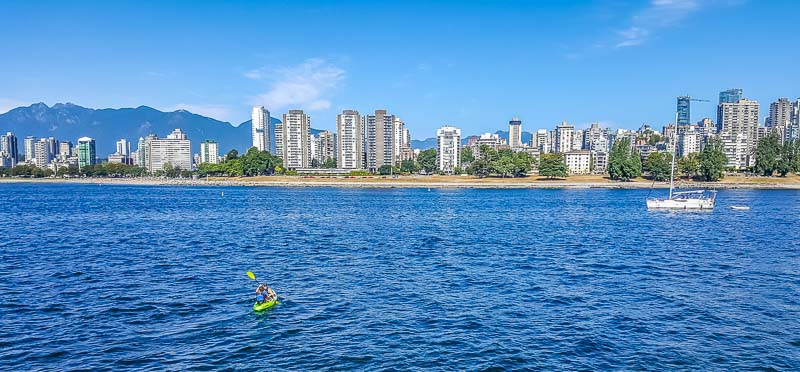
[411,130,535,150]
[0,103,281,155]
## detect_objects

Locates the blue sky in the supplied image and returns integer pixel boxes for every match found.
[1,0,797,138]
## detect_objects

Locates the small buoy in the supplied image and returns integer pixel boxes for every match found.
[221,192,224,197]
[427,188,431,192]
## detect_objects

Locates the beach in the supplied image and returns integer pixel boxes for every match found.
[2,174,799,189]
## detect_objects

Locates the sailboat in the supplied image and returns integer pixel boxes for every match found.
[646,113,717,210]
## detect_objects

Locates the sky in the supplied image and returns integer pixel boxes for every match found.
[1,0,798,138]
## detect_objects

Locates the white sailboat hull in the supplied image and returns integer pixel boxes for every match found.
[646,197,715,210]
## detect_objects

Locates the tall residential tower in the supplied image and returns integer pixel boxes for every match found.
[251,106,271,152]
[337,110,363,169]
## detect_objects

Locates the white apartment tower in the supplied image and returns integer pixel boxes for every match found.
[437,126,461,173]
[251,106,271,152]
[278,110,311,169]
[33,138,54,167]
[555,122,574,153]
[535,129,549,153]
[337,110,363,169]
[143,128,192,172]
[24,136,36,162]
[392,118,406,163]
[116,139,129,156]
[508,117,523,148]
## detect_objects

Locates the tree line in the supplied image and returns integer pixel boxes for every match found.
[754,134,800,176]
[610,137,728,182]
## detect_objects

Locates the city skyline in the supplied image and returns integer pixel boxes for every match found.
[1,1,799,135]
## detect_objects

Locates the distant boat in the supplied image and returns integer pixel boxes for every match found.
[730,205,750,211]
[647,112,716,210]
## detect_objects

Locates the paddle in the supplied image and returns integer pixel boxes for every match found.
[246,271,261,285]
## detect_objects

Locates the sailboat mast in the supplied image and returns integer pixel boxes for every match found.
[669,112,677,199]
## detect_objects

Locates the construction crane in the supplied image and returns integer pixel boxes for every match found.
[676,96,710,125]
[677,96,710,103]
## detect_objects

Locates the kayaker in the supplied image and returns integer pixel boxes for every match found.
[255,283,272,303]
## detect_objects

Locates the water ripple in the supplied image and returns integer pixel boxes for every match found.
[0,184,798,369]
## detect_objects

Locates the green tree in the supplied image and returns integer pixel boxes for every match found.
[416,149,437,174]
[323,157,337,169]
[538,153,568,179]
[226,149,239,160]
[608,138,641,181]
[399,160,418,173]
[478,145,499,163]
[644,152,672,181]
[224,159,244,177]
[677,153,700,179]
[467,159,491,178]
[492,156,515,177]
[511,151,534,177]
[461,147,474,164]
[777,139,800,177]
[754,134,781,176]
[699,139,727,181]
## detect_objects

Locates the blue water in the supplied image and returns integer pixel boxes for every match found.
[1,184,799,370]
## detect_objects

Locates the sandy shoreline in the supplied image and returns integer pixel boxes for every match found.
[2,175,799,189]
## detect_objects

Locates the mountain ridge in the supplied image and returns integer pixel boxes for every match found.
[0,103,277,155]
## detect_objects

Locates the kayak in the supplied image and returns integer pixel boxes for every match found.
[253,297,279,312]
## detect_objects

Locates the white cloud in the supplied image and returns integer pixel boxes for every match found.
[165,103,234,123]
[248,58,345,112]
[0,98,28,114]
[612,0,735,48]
[615,27,650,48]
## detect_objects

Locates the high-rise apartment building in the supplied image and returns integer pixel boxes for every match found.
[33,138,54,167]
[278,110,311,169]
[199,140,219,164]
[788,98,800,142]
[718,99,759,168]
[0,132,19,167]
[535,129,549,153]
[583,123,609,152]
[554,121,574,153]
[251,106,271,152]
[337,110,363,169]
[572,130,584,151]
[364,109,396,172]
[116,139,129,156]
[316,131,336,164]
[767,98,792,129]
[718,88,744,127]
[677,96,691,126]
[77,137,97,168]
[508,117,523,148]
[23,136,37,162]
[720,131,749,169]
[437,126,461,173]
[677,126,701,158]
[142,129,192,171]
[392,118,407,163]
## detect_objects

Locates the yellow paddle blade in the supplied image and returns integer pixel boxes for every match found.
[246,271,256,281]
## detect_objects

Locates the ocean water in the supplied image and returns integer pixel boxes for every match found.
[1,183,798,370]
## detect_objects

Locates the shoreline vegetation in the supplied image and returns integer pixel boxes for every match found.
[2,174,800,189]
